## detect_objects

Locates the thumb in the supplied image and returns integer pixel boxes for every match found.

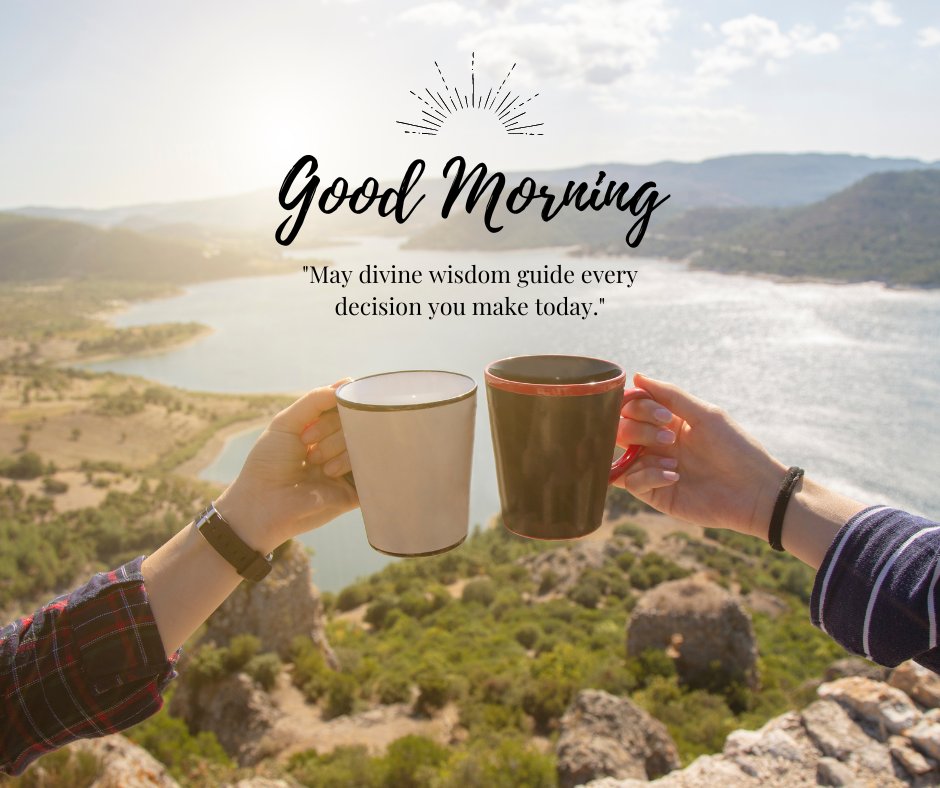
[633,373,714,426]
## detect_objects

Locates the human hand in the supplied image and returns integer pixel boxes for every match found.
[613,373,788,540]
[214,381,359,554]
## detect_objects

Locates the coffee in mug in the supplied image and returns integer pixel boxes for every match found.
[336,371,476,556]
[485,355,649,540]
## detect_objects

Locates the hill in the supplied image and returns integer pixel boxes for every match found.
[607,169,940,287]
[0,213,267,284]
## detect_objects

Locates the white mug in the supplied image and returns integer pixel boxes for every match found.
[336,371,477,556]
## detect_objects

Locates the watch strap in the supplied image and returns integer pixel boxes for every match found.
[196,503,273,582]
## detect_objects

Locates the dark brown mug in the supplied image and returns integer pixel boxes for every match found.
[485,355,650,540]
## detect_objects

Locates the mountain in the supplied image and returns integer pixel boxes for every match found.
[611,170,940,287]
[0,213,266,283]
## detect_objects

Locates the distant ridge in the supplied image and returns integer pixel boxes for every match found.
[608,170,940,287]
[0,213,261,283]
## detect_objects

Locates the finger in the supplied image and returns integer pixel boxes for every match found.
[618,417,676,448]
[300,411,341,444]
[633,373,714,427]
[621,396,674,425]
[323,451,352,478]
[614,456,680,495]
[308,429,347,463]
[270,379,350,433]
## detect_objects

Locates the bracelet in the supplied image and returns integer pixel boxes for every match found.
[767,467,805,552]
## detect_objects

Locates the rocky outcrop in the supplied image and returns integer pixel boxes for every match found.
[68,734,179,787]
[626,577,758,689]
[519,542,608,595]
[556,690,680,786]
[585,662,940,787]
[825,656,890,682]
[170,672,283,766]
[204,539,336,667]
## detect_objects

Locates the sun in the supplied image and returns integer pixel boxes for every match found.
[396,53,544,137]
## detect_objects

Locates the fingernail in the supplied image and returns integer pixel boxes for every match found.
[663,470,679,482]
[659,457,678,469]
[654,407,673,424]
[656,429,676,445]
[330,378,352,389]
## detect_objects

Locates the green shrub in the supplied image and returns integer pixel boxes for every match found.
[514,623,542,650]
[324,672,358,719]
[187,644,229,687]
[462,577,497,607]
[569,577,602,609]
[336,582,371,611]
[42,476,69,495]
[383,735,449,788]
[225,634,261,672]
[0,451,49,480]
[18,747,103,788]
[441,736,556,788]
[245,653,282,690]
[126,709,232,781]
[365,594,399,629]
[415,666,455,715]
[290,636,333,701]
[538,569,560,595]
[614,521,649,548]
[376,673,412,704]
[287,746,384,788]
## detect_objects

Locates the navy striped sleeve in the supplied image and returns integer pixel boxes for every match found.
[810,506,940,671]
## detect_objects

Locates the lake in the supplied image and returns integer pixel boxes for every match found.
[88,237,940,591]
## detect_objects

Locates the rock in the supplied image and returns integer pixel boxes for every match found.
[905,711,940,761]
[889,735,936,777]
[70,734,179,787]
[170,672,283,766]
[626,577,758,689]
[519,542,607,596]
[818,677,921,738]
[890,661,940,709]
[204,540,336,667]
[800,699,870,760]
[825,656,890,683]
[225,780,299,788]
[583,677,930,788]
[556,689,680,786]
[816,756,855,786]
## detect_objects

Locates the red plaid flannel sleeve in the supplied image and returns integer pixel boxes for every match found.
[1,556,179,776]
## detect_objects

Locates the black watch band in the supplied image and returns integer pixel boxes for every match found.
[195,503,273,582]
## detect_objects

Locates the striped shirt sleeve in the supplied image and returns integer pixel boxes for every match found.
[1,556,179,776]
[811,506,940,671]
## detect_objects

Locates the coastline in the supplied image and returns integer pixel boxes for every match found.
[173,416,268,479]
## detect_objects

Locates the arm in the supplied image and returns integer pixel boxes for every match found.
[2,383,356,775]
[614,375,940,671]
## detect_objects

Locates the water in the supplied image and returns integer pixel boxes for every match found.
[88,237,940,590]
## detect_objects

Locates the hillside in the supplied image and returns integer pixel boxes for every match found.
[605,170,940,287]
[0,213,267,284]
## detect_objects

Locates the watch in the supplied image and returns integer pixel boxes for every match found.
[195,503,273,582]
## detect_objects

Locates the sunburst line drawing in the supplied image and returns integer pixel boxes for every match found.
[397,53,544,137]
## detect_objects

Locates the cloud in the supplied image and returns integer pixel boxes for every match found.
[457,0,677,89]
[917,26,940,48]
[695,15,840,88]
[843,1,903,30]
[400,2,484,27]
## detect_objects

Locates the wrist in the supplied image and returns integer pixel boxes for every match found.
[214,485,282,556]
[744,457,789,541]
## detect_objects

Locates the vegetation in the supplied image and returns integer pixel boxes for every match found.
[16,747,104,788]
[606,170,940,287]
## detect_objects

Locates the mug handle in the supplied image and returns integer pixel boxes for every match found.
[609,387,652,484]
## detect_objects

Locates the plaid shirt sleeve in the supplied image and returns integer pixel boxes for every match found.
[1,556,179,776]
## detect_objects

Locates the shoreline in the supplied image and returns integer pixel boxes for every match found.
[173,416,269,479]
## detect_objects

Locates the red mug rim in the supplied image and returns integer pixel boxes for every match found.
[484,354,626,397]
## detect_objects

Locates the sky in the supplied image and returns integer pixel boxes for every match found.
[0,0,938,209]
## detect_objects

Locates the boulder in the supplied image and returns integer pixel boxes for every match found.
[626,577,758,689]
[556,689,680,787]
[890,661,940,708]
[170,672,283,766]
[69,734,179,787]
[824,656,890,683]
[518,542,607,596]
[204,539,336,667]
[584,676,938,788]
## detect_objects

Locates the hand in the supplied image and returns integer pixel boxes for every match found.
[214,381,359,553]
[613,373,788,540]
